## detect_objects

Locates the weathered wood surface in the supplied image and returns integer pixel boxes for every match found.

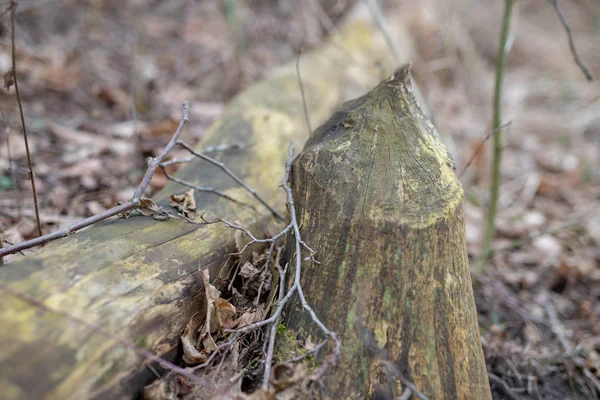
[0,20,396,399]
[286,66,491,399]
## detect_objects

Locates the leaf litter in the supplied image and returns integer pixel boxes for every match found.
[142,236,313,400]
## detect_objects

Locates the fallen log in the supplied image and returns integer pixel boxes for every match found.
[0,19,397,399]
[286,65,491,399]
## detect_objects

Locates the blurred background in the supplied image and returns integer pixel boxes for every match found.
[0,0,599,398]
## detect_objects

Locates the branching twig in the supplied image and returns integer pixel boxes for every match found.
[209,144,340,391]
[550,0,593,81]
[159,165,256,210]
[263,248,288,388]
[176,140,284,221]
[0,102,190,259]
[398,387,412,400]
[132,103,190,201]
[9,1,42,238]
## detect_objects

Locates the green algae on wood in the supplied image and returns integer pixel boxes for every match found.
[286,65,491,399]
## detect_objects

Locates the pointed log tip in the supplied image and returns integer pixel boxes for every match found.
[387,63,413,88]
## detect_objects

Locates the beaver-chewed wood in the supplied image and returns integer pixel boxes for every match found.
[0,22,397,399]
[286,65,491,400]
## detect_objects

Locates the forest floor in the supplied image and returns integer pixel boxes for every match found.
[1,1,599,399]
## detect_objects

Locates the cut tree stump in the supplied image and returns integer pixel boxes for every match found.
[0,18,398,399]
[286,65,491,399]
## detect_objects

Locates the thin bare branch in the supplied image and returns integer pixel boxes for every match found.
[0,102,190,259]
[177,140,284,221]
[398,387,412,400]
[159,165,256,210]
[10,1,42,238]
[550,0,593,81]
[262,246,287,388]
[488,372,523,400]
[133,101,189,201]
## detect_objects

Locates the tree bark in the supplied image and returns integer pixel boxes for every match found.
[287,65,491,399]
[0,19,397,399]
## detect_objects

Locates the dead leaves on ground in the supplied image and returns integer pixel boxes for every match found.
[143,238,314,400]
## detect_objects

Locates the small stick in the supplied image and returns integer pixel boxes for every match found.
[458,121,512,178]
[488,372,523,400]
[551,0,593,81]
[160,143,249,167]
[0,102,190,259]
[159,165,256,210]
[10,1,42,238]
[133,102,189,201]
[398,387,412,400]
[176,140,284,221]
[262,247,288,389]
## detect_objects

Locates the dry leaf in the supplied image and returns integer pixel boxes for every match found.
[240,261,260,278]
[227,305,266,329]
[169,189,196,219]
[139,198,170,221]
[3,69,14,90]
[182,316,208,364]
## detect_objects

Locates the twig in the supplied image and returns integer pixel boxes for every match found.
[159,165,256,210]
[160,143,249,167]
[550,0,593,81]
[476,0,515,273]
[488,372,523,400]
[9,1,42,238]
[176,140,284,221]
[0,102,190,259]
[397,375,428,400]
[458,121,512,178]
[202,142,249,153]
[0,280,226,396]
[262,247,288,388]
[296,48,312,135]
[363,0,431,117]
[133,103,189,201]
[211,144,340,390]
[398,387,412,400]
[281,143,341,380]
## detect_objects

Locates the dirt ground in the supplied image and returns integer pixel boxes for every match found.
[1,0,599,399]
